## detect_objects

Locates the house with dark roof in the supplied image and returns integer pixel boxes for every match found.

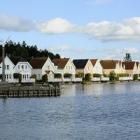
[13,57,33,83]
[100,60,125,75]
[30,57,57,81]
[52,58,76,81]
[73,59,94,75]
[122,61,140,76]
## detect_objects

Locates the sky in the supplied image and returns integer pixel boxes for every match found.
[0,0,140,60]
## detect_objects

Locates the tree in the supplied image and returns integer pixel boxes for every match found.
[0,40,60,59]
[84,73,91,82]
[109,71,118,81]
[42,74,48,83]
[133,74,138,81]
[124,53,132,61]
[75,72,84,78]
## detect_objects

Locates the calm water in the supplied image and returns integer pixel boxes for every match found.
[0,82,140,140]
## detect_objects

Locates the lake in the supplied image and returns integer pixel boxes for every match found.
[0,82,140,140]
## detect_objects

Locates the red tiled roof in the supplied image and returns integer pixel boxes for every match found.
[52,58,69,69]
[122,61,136,70]
[100,60,121,69]
[30,57,48,69]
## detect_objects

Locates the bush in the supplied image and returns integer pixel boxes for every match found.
[84,73,91,82]
[133,74,138,81]
[109,71,118,81]
[103,74,109,77]
[93,74,101,77]
[117,73,129,77]
[42,74,48,83]
[75,72,84,78]
[54,73,62,78]
[64,73,72,78]
[30,74,36,79]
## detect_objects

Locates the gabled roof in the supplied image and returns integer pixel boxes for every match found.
[52,58,69,69]
[122,61,136,70]
[136,62,139,67]
[100,60,121,69]
[73,59,88,69]
[30,57,48,69]
[90,59,97,67]
[10,57,28,65]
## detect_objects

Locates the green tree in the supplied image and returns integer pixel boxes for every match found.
[133,74,138,81]
[84,73,91,82]
[42,74,48,83]
[109,71,118,81]
[124,53,132,61]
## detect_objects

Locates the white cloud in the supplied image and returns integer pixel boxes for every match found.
[83,17,140,41]
[37,17,140,42]
[0,14,35,32]
[123,48,138,54]
[48,45,71,52]
[1,14,140,42]
[37,18,75,34]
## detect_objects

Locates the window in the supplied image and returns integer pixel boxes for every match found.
[7,65,9,70]
[26,65,27,69]
[18,65,20,69]
[22,65,24,69]
[9,74,11,79]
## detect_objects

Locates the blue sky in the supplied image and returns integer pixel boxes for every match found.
[0,0,140,60]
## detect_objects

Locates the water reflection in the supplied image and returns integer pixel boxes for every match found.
[0,82,140,140]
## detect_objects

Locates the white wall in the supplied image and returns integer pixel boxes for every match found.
[14,62,32,81]
[0,56,15,82]
[93,60,103,75]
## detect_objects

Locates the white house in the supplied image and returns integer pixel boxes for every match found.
[13,58,33,83]
[73,59,94,75]
[122,61,140,76]
[52,58,76,82]
[0,56,15,83]
[100,60,125,75]
[30,57,57,81]
[90,59,103,82]
[90,59,103,75]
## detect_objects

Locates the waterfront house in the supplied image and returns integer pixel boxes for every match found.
[122,61,140,76]
[0,56,15,83]
[73,59,94,77]
[90,59,103,75]
[30,57,57,81]
[100,60,125,75]
[12,57,34,83]
[52,58,76,82]
[90,59,103,81]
